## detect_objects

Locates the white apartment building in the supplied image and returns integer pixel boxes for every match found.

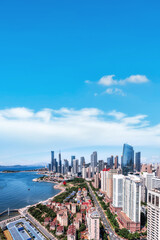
[113,174,124,208]
[87,209,100,240]
[101,169,108,192]
[82,166,86,179]
[141,172,155,203]
[147,189,160,240]
[152,177,160,189]
[123,175,141,223]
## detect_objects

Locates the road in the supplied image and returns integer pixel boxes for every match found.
[21,207,56,240]
[88,183,122,240]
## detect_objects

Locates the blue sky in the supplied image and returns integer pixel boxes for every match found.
[0,0,160,165]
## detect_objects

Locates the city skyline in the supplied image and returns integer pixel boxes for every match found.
[1,0,160,164]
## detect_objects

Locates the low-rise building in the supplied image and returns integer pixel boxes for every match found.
[56,226,64,236]
[87,210,100,240]
[44,217,51,226]
[72,203,77,214]
[57,209,68,226]
[67,224,76,240]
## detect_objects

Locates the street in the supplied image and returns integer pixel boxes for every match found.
[88,183,121,240]
[21,207,56,240]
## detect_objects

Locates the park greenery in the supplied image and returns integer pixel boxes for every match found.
[29,203,56,223]
[0,227,6,240]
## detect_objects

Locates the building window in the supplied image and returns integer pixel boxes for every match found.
[149,193,151,203]
[152,195,155,205]
[156,196,159,207]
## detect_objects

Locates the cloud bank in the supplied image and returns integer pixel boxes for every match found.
[98,74,149,86]
[0,107,160,164]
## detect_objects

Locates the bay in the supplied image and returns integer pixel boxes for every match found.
[0,170,60,213]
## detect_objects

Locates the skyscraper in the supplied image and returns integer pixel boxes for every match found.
[123,175,141,224]
[135,152,141,172]
[98,160,104,172]
[122,144,134,175]
[73,159,79,174]
[91,151,97,176]
[58,152,62,173]
[82,166,86,179]
[71,156,75,168]
[64,159,69,174]
[113,174,124,208]
[80,157,85,171]
[107,156,114,168]
[51,151,54,172]
[48,163,52,172]
[114,156,118,169]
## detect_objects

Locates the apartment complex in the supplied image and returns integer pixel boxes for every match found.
[147,189,160,240]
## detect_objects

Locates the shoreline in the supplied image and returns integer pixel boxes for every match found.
[20,182,65,210]
[0,170,40,174]
[0,177,65,217]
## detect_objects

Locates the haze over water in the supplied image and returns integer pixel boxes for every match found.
[0,170,60,213]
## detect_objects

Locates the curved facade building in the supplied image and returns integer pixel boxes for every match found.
[122,144,134,175]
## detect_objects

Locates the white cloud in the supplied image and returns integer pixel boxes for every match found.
[0,107,34,119]
[125,75,149,84]
[0,107,160,164]
[108,110,126,120]
[105,88,125,96]
[98,75,117,86]
[98,74,149,86]
[85,80,92,84]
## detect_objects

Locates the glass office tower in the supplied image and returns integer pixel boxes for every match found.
[135,152,141,172]
[122,144,134,175]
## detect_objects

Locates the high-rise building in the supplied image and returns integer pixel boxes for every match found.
[61,164,64,175]
[51,151,54,172]
[146,172,155,191]
[141,176,147,203]
[114,156,118,169]
[152,177,160,189]
[101,168,117,200]
[71,156,75,168]
[80,157,85,171]
[107,155,114,168]
[64,159,69,174]
[122,144,134,175]
[156,165,160,178]
[82,166,86,179]
[117,175,141,232]
[106,169,117,201]
[141,163,147,172]
[93,173,99,189]
[101,169,109,192]
[147,164,152,173]
[147,189,160,240]
[48,163,52,172]
[54,158,57,172]
[73,159,79,174]
[91,151,97,176]
[113,174,124,208]
[58,152,62,173]
[135,152,141,172]
[98,160,104,172]
[123,175,141,224]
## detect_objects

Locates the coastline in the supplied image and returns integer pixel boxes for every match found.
[0,173,64,216]
[0,182,65,226]
[20,183,65,210]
